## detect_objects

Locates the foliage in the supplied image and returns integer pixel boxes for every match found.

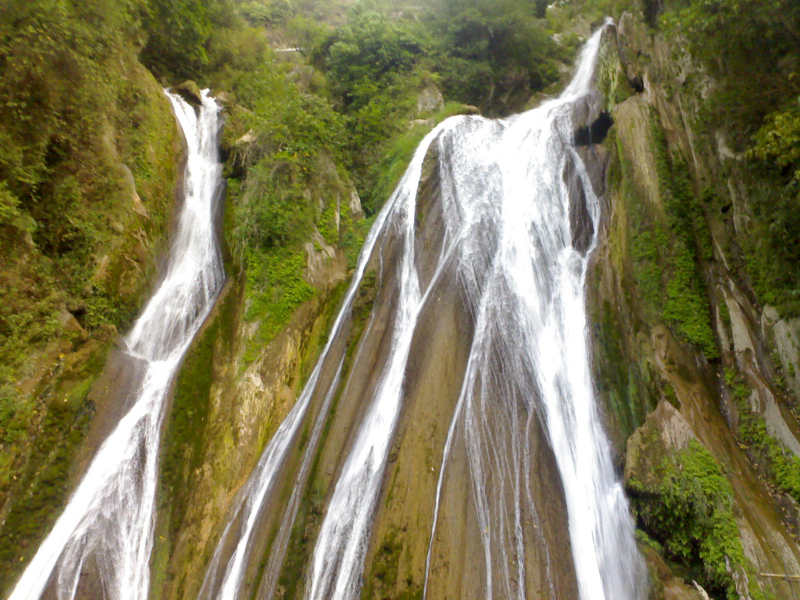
[629,439,750,599]
[616,115,718,359]
[217,47,360,360]
[315,10,425,110]
[652,118,718,358]
[240,0,295,27]
[306,1,572,213]
[242,246,315,363]
[309,9,428,211]
[742,103,800,313]
[662,0,799,139]
[725,368,800,503]
[659,0,800,317]
[751,103,800,189]
[425,0,563,111]
[0,0,183,587]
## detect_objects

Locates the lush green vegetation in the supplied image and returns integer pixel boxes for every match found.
[724,368,800,503]
[612,114,718,360]
[629,439,759,600]
[0,0,179,380]
[199,0,578,365]
[650,117,719,359]
[657,0,800,316]
[306,1,569,212]
[217,50,360,363]
[0,1,186,589]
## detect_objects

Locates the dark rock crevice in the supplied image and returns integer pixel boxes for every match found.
[574,111,614,146]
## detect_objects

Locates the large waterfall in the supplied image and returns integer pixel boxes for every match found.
[8,91,225,600]
[200,22,646,600]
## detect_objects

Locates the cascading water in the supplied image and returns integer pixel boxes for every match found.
[8,91,225,600]
[200,21,646,600]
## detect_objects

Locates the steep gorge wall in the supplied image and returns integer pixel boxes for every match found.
[588,12,800,599]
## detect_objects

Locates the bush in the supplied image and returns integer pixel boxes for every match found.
[630,440,753,599]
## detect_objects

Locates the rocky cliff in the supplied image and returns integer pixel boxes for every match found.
[589,12,800,599]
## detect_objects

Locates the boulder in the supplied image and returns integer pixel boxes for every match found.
[416,85,444,116]
[625,400,695,489]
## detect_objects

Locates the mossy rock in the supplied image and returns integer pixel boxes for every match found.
[625,401,761,600]
[174,80,203,107]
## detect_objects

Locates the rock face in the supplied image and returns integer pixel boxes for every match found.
[416,84,444,116]
[157,34,637,594]
[149,173,356,599]
[588,11,800,600]
[174,80,203,107]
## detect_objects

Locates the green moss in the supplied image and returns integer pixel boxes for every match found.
[635,528,664,554]
[596,38,635,110]
[154,281,239,588]
[0,345,109,594]
[591,301,656,442]
[629,439,753,599]
[725,368,800,503]
[616,113,718,359]
[363,529,401,596]
[361,526,423,600]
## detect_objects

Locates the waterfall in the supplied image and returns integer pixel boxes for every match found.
[422,24,646,599]
[201,21,645,600]
[7,91,225,600]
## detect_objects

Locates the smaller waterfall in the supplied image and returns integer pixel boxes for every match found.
[8,91,225,600]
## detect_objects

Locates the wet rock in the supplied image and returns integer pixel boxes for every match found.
[174,80,202,107]
[574,111,614,146]
[121,164,149,219]
[303,228,346,291]
[762,306,800,399]
[563,155,594,254]
[58,308,88,342]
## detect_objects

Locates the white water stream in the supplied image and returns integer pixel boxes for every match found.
[203,22,645,600]
[8,91,224,600]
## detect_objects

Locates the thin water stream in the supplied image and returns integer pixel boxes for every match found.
[8,91,225,600]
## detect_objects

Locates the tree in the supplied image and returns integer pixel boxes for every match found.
[140,0,213,79]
